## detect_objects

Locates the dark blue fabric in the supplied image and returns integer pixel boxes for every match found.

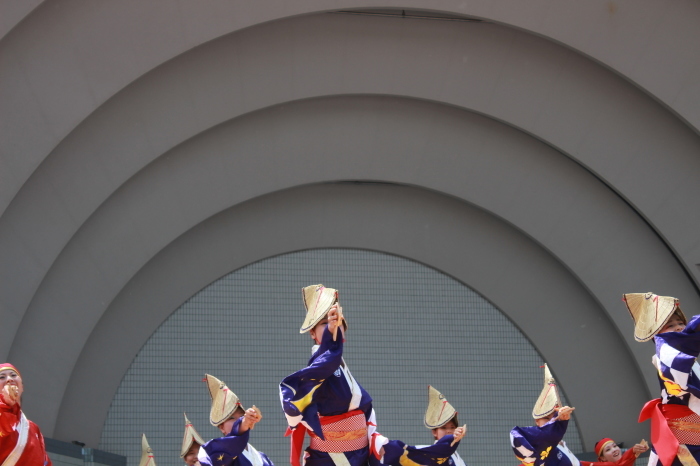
[654,314,700,401]
[655,315,700,359]
[377,435,462,466]
[647,314,700,465]
[511,418,571,465]
[280,326,372,437]
[199,417,274,466]
[279,325,373,466]
[304,447,369,466]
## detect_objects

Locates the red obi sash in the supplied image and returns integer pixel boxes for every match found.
[309,410,368,452]
[639,398,700,466]
[286,409,368,466]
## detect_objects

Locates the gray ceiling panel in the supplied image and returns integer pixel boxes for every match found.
[2,15,699,365]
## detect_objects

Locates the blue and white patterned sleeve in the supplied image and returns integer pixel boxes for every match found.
[510,419,568,465]
[653,314,700,399]
[199,417,250,466]
[279,326,344,428]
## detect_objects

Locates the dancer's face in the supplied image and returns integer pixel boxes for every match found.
[184,444,200,465]
[0,369,23,398]
[599,442,621,462]
[432,420,457,440]
[218,407,245,435]
[310,318,328,344]
[660,313,685,333]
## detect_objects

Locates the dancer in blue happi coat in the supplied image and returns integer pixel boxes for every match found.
[280,284,378,466]
[198,374,274,466]
[138,434,156,466]
[181,413,205,466]
[625,292,700,466]
[510,364,579,466]
[370,385,467,466]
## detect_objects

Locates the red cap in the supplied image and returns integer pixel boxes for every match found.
[0,363,20,378]
[595,438,615,457]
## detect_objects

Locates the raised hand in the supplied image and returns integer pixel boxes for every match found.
[451,425,467,446]
[1,384,20,407]
[556,406,575,421]
[242,405,262,431]
[633,439,649,457]
[327,303,344,341]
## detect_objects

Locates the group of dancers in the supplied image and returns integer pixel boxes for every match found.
[0,288,698,466]
[511,292,700,466]
[175,284,468,466]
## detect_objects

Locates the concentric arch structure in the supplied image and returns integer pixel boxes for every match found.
[1,0,699,460]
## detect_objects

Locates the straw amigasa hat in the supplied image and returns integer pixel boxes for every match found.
[424,385,458,429]
[299,284,342,333]
[205,374,242,427]
[623,292,685,342]
[532,364,560,420]
[180,413,205,458]
[139,434,156,466]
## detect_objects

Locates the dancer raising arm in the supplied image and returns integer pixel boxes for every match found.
[371,386,467,466]
[198,374,274,466]
[510,364,579,465]
[181,413,205,466]
[280,284,376,466]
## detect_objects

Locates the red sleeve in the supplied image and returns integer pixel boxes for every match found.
[0,402,21,462]
[616,448,638,466]
[27,420,52,466]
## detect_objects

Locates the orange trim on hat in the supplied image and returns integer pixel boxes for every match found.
[0,363,20,378]
[595,438,615,457]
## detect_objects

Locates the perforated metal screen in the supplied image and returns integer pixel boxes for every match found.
[100,248,584,465]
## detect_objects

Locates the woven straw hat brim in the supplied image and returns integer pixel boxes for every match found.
[532,364,560,419]
[205,374,242,426]
[532,384,559,419]
[300,285,338,333]
[623,292,684,342]
[424,413,459,429]
[181,413,205,458]
[424,385,458,429]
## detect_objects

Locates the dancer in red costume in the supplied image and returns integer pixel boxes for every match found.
[0,363,52,466]
[580,438,648,466]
